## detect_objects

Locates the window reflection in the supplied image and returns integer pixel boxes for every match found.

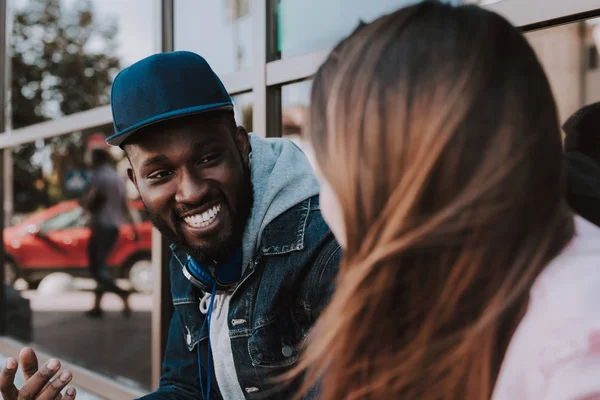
[526,18,600,123]
[10,0,159,129]
[5,131,153,391]
[528,19,600,230]
[276,0,403,59]
[276,0,503,58]
[174,0,253,74]
[281,80,312,155]
[274,1,510,60]
[232,91,254,132]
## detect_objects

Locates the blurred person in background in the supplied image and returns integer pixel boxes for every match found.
[563,101,600,227]
[82,147,133,318]
[290,2,600,400]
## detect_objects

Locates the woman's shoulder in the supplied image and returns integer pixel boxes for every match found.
[530,216,600,315]
[492,216,600,399]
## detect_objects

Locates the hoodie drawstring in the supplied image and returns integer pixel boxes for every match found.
[198,283,217,400]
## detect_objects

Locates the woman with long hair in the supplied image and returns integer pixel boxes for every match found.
[292,2,600,399]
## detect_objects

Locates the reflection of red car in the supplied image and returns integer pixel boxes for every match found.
[3,200,153,293]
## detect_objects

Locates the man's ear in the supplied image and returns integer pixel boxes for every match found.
[127,167,138,188]
[234,126,250,166]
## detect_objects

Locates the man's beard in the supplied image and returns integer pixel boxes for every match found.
[144,170,253,266]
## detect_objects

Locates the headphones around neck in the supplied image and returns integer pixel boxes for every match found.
[171,245,242,292]
[171,245,244,400]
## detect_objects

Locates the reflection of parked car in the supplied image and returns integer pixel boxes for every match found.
[3,200,153,293]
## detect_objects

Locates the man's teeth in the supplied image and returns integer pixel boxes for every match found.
[183,205,222,228]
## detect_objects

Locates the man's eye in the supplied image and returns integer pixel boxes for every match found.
[198,154,220,164]
[148,170,173,180]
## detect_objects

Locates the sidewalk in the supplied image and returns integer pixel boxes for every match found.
[32,309,152,390]
[13,283,154,391]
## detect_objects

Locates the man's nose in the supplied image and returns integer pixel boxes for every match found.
[175,168,207,204]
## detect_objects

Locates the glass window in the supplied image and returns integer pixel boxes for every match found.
[174,0,253,74]
[281,80,312,155]
[275,1,509,59]
[10,0,160,129]
[4,131,153,393]
[275,0,408,59]
[526,18,600,123]
[524,19,600,230]
[232,91,254,132]
[277,20,600,136]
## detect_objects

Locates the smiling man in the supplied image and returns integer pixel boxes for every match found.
[111,51,339,400]
[0,51,338,400]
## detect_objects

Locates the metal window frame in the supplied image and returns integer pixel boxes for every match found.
[266,49,330,86]
[487,0,600,30]
[0,0,6,338]
[252,0,268,137]
[222,68,256,94]
[0,0,599,397]
[0,106,112,147]
[149,1,175,392]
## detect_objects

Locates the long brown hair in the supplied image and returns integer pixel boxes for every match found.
[293,2,574,399]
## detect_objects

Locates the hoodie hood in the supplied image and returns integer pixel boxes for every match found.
[241,134,320,272]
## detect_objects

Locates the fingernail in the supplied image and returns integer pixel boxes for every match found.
[46,358,59,370]
[59,371,72,382]
[5,358,16,370]
[67,387,76,396]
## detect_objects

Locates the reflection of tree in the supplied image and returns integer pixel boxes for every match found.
[11,0,120,212]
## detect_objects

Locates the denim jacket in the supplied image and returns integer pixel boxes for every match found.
[140,195,341,399]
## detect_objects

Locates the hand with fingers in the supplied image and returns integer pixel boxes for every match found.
[0,347,76,400]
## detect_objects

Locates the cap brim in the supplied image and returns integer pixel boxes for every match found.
[106,103,234,147]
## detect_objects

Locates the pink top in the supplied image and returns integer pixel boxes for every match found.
[492,216,600,400]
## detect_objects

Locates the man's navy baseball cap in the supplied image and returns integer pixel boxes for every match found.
[106,51,233,147]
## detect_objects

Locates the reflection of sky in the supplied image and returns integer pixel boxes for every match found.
[80,0,161,66]
[282,80,312,108]
[278,0,469,58]
[279,0,405,58]
[174,0,253,75]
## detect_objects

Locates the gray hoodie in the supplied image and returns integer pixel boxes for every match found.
[202,134,320,399]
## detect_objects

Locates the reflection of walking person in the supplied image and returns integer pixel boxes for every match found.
[82,148,133,318]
